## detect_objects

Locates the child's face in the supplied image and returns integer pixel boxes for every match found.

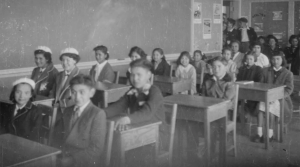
[239,21,247,28]
[231,43,239,53]
[130,52,141,61]
[212,61,226,78]
[271,56,283,69]
[95,50,107,64]
[291,38,299,47]
[269,39,276,47]
[206,64,213,75]
[14,83,32,106]
[246,55,255,66]
[223,50,232,61]
[180,55,190,67]
[252,45,261,54]
[152,51,163,62]
[259,38,265,44]
[194,52,202,62]
[130,67,151,89]
[61,56,76,72]
[35,54,47,69]
[71,84,95,107]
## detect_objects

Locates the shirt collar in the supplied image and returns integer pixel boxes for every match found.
[40,67,46,73]
[240,26,250,30]
[15,103,27,111]
[97,60,108,67]
[74,101,90,117]
[273,66,282,72]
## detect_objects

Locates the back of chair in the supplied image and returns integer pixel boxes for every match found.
[36,103,58,145]
[169,63,177,77]
[197,67,205,91]
[163,102,178,165]
[105,120,114,167]
[114,71,120,84]
[232,84,239,123]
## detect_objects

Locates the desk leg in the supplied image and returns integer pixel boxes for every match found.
[154,126,159,166]
[120,139,125,167]
[204,119,211,167]
[102,91,108,108]
[240,100,246,134]
[280,98,284,143]
[264,96,270,150]
[51,155,57,167]
[219,117,227,167]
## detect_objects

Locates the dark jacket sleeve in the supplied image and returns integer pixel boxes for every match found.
[105,95,129,118]
[254,66,263,82]
[104,65,115,83]
[46,68,59,97]
[29,106,43,142]
[128,87,164,124]
[283,71,294,97]
[163,61,171,76]
[71,110,107,164]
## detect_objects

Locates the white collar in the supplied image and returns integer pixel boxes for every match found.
[273,66,282,72]
[74,101,90,117]
[96,60,108,67]
[240,26,250,30]
[15,103,26,110]
[40,67,46,72]
[232,52,240,60]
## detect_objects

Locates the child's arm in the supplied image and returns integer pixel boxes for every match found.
[103,67,115,83]
[105,95,129,118]
[163,63,171,76]
[283,71,294,97]
[224,82,236,101]
[70,110,106,165]
[127,87,163,124]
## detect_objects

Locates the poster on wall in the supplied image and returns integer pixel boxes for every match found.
[193,2,202,24]
[273,11,283,20]
[203,19,212,39]
[213,3,222,24]
[254,23,263,32]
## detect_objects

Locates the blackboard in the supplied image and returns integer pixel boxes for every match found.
[0,0,191,70]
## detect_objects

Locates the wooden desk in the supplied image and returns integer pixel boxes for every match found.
[110,120,161,167]
[164,95,229,167]
[237,82,285,149]
[153,76,192,94]
[0,134,61,167]
[92,82,131,108]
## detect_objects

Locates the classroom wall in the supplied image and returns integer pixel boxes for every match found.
[240,0,300,38]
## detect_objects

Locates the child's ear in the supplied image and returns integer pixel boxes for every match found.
[89,88,96,98]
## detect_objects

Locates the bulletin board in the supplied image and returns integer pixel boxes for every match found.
[0,0,191,70]
[192,0,223,53]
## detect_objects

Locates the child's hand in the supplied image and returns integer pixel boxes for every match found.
[114,116,131,131]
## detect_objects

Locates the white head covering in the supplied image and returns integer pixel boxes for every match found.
[61,47,79,56]
[12,78,36,89]
[36,46,52,54]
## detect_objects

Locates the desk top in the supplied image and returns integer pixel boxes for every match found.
[0,134,61,167]
[154,75,191,83]
[164,94,229,109]
[95,82,131,91]
[236,82,286,91]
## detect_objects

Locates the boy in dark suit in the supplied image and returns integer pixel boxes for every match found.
[59,74,106,167]
[237,17,257,53]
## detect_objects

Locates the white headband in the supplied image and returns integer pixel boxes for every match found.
[12,78,36,89]
[61,47,79,55]
[36,46,52,54]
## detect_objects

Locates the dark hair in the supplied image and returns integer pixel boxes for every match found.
[251,41,262,50]
[34,50,52,64]
[227,18,236,26]
[206,58,215,66]
[231,40,241,47]
[245,53,257,62]
[267,35,279,45]
[193,50,203,58]
[176,51,192,66]
[258,36,266,42]
[212,56,227,66]
[70,74,95,88]
[271,51,287,67]
[130,59,153,72]
[288,35,299,45]
[152,48,166,60]
[9,83,36,103]
[222,47,232,54]
[128,46,147,59]
[59,53,80,63]
[93,45,110,60]
[238,17,248,23]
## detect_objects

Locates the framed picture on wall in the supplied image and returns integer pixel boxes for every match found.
[273,11,283,20]
[254,23,263,32]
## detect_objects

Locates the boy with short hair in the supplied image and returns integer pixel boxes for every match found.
[59,74,106,167]
[237,17,257,53]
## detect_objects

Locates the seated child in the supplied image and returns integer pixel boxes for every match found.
[151,48,170,76]
[231,40,245,69]
[126,46,147,83]
[0,78,42,142]
[251,42,269,68]
[90,45,115,83]
[175,51,197,94]
[31,46,58,97]
[105,59,167,149]
[252,51,293,143]
[191,50,206,75]
[59,74,106,167]
[222,48,237,81]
